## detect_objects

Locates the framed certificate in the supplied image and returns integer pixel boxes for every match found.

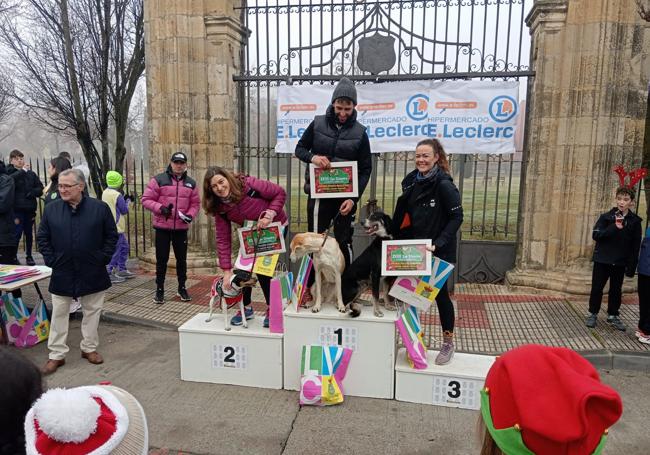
[237,222,286,258]
[309,161,359,199]
[381,239,432,276]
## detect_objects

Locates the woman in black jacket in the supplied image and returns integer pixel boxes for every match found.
[43,157,72,205]
[392,138,463,365]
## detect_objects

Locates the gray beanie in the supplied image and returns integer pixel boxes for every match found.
[331,77,357,105]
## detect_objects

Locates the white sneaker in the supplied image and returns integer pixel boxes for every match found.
[116,270,136,279]
[638,334,650,345]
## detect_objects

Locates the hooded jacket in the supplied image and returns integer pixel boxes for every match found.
[295,105,372,202]
[141,165,201,230]
[214,175,288,270]
[0,162,16,247]
[6,164,43,213]
[592,207,642,275]
[392,167,463,263]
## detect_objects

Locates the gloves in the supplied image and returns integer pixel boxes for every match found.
[179,212,193,224]
[160,203,173,219]
[123,193,134,203]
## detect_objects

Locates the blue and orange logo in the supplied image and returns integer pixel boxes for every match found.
[489,95,517,123]
[406,94,429,121]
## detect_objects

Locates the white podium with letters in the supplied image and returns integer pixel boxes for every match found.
[395,348,495,410]
[178,313,283,389]
[283,305,398,399]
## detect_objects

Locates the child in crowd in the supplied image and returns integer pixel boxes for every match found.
[479,344,622,455]
[585,186,642,331]
[636,227,650,344]
[102,171,135,283]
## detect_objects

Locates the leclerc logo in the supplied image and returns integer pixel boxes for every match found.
[489,95,517,123]
[406,94,429,121]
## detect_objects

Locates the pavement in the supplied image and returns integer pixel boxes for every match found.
[8,255,650,453]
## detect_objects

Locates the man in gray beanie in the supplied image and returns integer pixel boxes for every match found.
[295,77,373,306]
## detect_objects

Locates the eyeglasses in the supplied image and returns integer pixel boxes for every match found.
[57,183,79,190]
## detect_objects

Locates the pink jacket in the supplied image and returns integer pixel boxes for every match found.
[214,175,288,270]
[142,167,201,230]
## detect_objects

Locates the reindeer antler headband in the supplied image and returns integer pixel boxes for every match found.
[613,165,647,189]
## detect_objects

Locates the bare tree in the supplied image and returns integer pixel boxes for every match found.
[0,0,144,194]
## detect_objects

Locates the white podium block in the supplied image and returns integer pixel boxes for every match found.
[395,348,495,410]
[284,305,397,399]
[178,313,283,389]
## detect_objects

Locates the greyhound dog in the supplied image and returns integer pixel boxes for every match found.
[206,270,257,331]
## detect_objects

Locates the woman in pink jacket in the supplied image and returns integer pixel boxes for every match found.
[142,152,201,304]
[202,166,288,327]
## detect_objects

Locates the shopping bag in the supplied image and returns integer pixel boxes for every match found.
[269,277,284,333]
[395,304,428,369]
[291,256,312,311]
[0,294,49,347]
[299,345,352,406]
[389,257,455,311]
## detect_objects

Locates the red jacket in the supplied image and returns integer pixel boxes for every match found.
[214,175,288,270]
[142,166,200,230]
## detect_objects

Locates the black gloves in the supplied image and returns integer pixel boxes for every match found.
[179,212,193,224]
[160,203,173,219]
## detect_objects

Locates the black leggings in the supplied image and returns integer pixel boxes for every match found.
[154,228,188,289]
[436,279,454,332]
[588,262,625,316]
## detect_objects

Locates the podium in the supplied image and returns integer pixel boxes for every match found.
[178,313,283,389]
[284,305,397,399]
[394,348,495,410]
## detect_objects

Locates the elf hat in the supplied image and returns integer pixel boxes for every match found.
[106,171,123,188]
[25,385,148,455]
[481,344,622,455]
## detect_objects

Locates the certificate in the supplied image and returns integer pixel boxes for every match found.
[381,239,432,276]
[237,222,286,258]
[309,161,359,199]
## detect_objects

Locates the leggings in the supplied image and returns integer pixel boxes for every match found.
[436,279,455,332]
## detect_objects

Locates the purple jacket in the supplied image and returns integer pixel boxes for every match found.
[142,166,200,230]
[214,175,288,270]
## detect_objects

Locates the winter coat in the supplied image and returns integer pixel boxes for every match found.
[141,166,200,230]
[638,233,650,277]
[0,162,16,247]
[392,167,464,263]
[6,165,43,213]
[214,175,288,270]
[43,178,61,206]
[295,105,372,202]
[36,196,118,298]
[592,207,642,275]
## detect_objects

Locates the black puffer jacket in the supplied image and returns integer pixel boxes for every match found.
[36,196,118,298]
[392,167,463,263]
[295,105,372,202]
[6,164,43,213]
[592,207,642,275]
[0,162,16,247]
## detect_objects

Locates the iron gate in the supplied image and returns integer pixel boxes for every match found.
[233,0,534,283]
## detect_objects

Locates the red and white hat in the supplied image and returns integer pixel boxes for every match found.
[24,385,148,455]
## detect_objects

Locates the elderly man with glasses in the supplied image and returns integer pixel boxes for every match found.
[36,168,118,375]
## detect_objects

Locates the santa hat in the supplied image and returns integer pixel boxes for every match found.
[24,385,148,455]
[481,345,623,455]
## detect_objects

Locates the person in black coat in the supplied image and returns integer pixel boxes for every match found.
[0,160,22,301]
[294,77,373,304]
[586,186,642,332]
[7,149,44,266]
[392,138,463,366]
[36,168,118,375]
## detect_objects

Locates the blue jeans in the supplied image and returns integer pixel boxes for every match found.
[14,211,35,257]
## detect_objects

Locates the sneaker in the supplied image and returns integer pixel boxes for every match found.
[263,309,270,328]
[606,315,626,332]
[177,288,192,302]
[639,333,650,344]
[115,269,136,279]
[25,255,35,266]
[110,273,126,284]
[231,306,254,326]
[435,337,455,365]
[153,288,165,304]
[585,313,598,328]
[300,288,313,308]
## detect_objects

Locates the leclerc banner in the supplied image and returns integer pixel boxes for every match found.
[275,80,519,154]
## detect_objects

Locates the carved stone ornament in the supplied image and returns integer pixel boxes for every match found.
[356,33,396,75]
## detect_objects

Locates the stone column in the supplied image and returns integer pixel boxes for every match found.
[506,0,650,294]
[143,0,246,272]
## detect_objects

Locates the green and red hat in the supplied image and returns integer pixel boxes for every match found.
[481,344,622,455]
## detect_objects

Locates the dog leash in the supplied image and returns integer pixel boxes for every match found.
[319,212,341,250]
